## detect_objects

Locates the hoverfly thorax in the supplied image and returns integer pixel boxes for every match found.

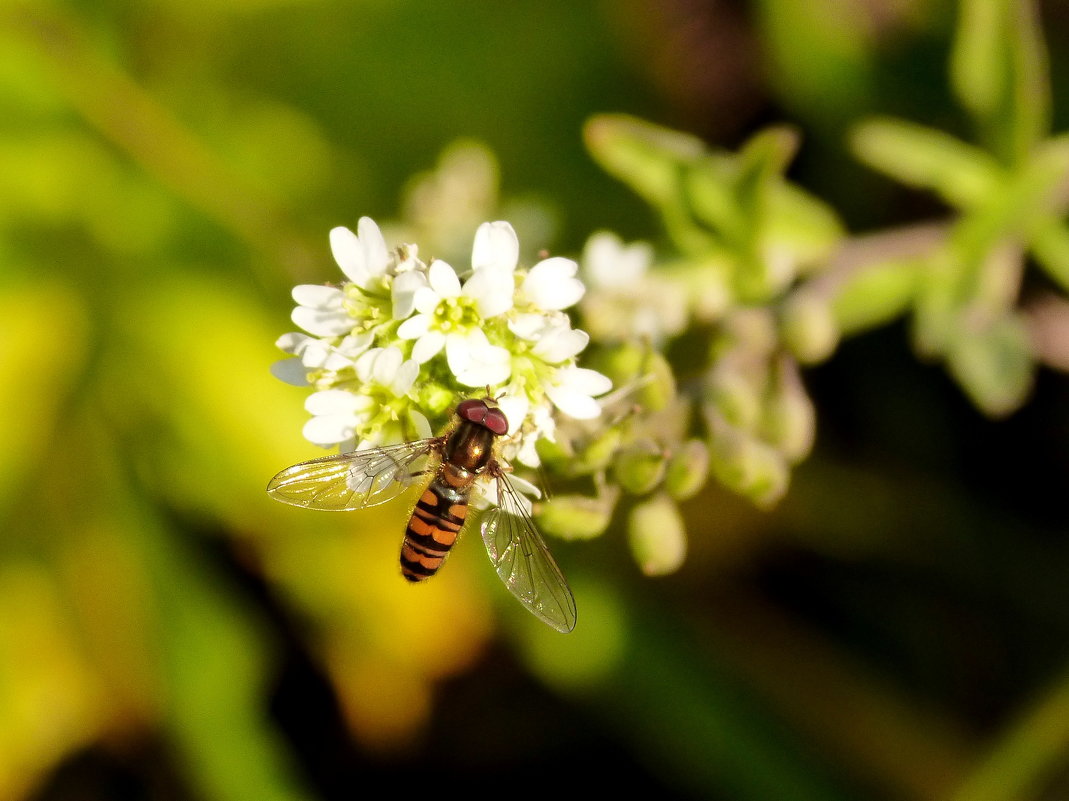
[442,398,508,474]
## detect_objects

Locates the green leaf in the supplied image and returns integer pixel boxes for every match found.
[945,312,1034,417]
[764,182,844,271]
[0,282,87,519]
[850,117,1002,208]
[583,113,705,210]
[1030,220,1069,293]
[830,258,925,336]
[950,0,1050,165]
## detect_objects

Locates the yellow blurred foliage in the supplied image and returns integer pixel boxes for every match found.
[0,564,105,801]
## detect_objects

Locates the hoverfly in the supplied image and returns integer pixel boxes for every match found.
[267,397,577,632]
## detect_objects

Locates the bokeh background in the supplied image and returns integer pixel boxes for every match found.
[4,1,1069,799]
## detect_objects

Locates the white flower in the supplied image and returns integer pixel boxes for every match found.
[302,389,375,449]
[521,257,585,310]
[273,216,612,461]
[290,284,355,337]
[270,331,374,387]
[329,217,391,291]
[509,313,589,363]
[301,346,425,451]
[472,220,520,273]
[473,220,585,312]
[581,231,687,343]
[544,366,613,420]
[396,258,513,385]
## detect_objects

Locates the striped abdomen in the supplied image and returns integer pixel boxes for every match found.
[400,477,471,582]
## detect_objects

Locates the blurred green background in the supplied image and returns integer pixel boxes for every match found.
[4,1,1069,799]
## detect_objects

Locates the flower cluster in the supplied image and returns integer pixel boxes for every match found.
[273,217,611,463]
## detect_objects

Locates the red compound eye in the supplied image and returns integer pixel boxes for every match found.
[482,406,509,436]
[455,398,510,436]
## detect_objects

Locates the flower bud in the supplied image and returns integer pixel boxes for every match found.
[628,493,687,576]
[612,440,667,495]
[706,360,764,430]
[572,426,623,474]
[592,341,645,383]
[592,344,676,412]
[705,410,789,507]
[760,356,816,463]
[635,349,677,412]
[664,439,710,501]
[419,383,457,417]
[714,307,778,359]
[781,291,839,364]
[536,492,618,541]
[534,435,571,469]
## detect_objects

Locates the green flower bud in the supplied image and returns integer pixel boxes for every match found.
[760,356,816,462]
[664,439,710,501]
[781,291,840,364]
[592,344,676,412]
[534,435,571,469]
[636,349,676,412]
[628,493,687,576]
[706,411,789,508]
[715,307,778,358]
[612,440,667,495]
[572,426,623,474]
[591,341,646,384]
[536,492,618,541]
[946,312,1034,417]
[419,383,456,417]
[706,360,764,430]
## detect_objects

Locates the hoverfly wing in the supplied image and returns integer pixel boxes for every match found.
[267,438,441,511]
[481,470,577,633]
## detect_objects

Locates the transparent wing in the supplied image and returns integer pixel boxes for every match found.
[267,438,441,511]
[481,468,577,633]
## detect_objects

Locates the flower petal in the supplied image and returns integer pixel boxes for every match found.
[412,330,446,363]
[392,269,428,320]
[275,332,310,354]
[336,331,374,358]
[292,284,344,308]
[561,366,613,396]
[582,231,651,287]
[428,259,462,298]
[303,415,354,447]
[291,305,354,337]
[397,313,430,340]
[508,313,546,340]
[270,357,309,386]
[447,333,512,387]
[409,409,433,439]
[357,217,390,277]
[330,226,368,285]
[545,367,612,419]
[472,221,519,273]
[372,346,403,385]
[392,359,419,396]
[463,264,514,318]
[532,325,589,363]
[524,257,584,310]
[305,389,364,416]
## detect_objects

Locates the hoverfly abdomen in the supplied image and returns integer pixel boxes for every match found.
[400,482,469,582]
